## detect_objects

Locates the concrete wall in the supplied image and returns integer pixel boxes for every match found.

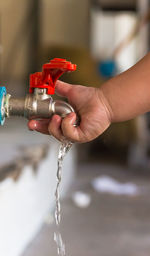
[41,0,89,48]
[0,0,89,79]
[0,0,29,78]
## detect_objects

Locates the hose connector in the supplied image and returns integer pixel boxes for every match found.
[0,87,7,125]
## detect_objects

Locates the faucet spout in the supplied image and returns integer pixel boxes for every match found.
[51,100,75,118]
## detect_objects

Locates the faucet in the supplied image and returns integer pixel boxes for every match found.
[0,58,77,125]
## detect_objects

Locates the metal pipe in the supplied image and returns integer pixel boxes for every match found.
[9,98,25,117]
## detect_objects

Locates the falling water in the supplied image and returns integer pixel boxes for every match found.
[54,139,73,256]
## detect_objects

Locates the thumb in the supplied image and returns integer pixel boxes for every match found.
[55,80,73,98]
[61,112,86,143]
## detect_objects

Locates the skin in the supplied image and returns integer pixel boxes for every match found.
[28,53,150,143]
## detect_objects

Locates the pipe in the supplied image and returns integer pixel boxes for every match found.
[9,98,25,117]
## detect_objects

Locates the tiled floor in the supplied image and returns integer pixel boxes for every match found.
[22,162,150,256]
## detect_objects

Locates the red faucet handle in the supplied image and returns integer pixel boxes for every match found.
[29,58,77,95]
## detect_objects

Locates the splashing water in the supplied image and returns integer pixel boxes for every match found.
[54,139,73,256]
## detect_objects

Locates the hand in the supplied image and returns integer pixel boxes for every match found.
[28,81,111,143]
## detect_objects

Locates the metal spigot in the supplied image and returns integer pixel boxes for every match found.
[0,58,77,125]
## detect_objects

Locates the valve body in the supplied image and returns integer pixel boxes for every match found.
[7,89,75,120]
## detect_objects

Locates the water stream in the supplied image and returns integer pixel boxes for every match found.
[54,139,73,256]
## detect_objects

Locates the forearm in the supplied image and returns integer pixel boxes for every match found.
[100,53,150,122]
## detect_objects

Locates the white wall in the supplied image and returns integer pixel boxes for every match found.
[0,119,77,256]
[137,0,149,58]
[91,10,138,72]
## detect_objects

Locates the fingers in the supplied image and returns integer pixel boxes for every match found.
[55,80,73,97]
[48,115,63,141]
[28,119,50,135]
[61,113,86,143]
[28,117,62,138]
[28,114,85,143]
[48,113,83,142]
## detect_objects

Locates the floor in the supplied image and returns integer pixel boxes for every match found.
[22,162,150,256]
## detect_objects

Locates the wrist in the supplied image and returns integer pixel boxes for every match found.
[97,86,114,124]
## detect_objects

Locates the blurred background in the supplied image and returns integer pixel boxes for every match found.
[0,0,150,256]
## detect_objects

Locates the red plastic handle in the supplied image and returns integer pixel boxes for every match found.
[29,58,77,95]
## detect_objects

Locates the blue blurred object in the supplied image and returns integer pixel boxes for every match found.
[0,86,6,125]
[98,59,117,79]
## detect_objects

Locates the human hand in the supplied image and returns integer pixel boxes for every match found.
[28,81,112,143]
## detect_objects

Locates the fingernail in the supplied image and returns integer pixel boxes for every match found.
[56,117,61,124]
[30,121,37,130]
